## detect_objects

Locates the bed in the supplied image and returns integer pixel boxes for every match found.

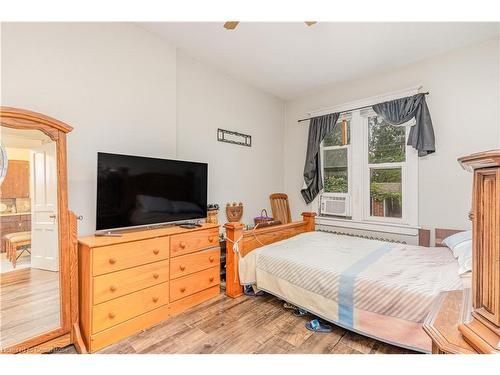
[224,213,469,353]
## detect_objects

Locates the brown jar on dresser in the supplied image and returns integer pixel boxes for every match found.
[78,223,220,352]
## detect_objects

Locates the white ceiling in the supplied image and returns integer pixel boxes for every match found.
[139,22,499,100]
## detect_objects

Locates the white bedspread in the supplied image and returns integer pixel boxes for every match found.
[238,231,465,352]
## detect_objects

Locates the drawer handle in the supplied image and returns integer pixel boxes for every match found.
[152,296,159,303]
[108,258,117,265]
[109,285,117,292]
[153,273,159,279]
[180,287,186,293]
[208,236,215,243]
[209,256,215,263]
[209,276,214,282]
[153,249,160,255]
[179,241,187,249]
[108,312,115,319]
[180,265,186,271]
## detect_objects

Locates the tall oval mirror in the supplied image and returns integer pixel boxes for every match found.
[0,125,61,350]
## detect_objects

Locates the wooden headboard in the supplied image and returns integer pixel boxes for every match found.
[435,228,465,247]
[418,228,466,247]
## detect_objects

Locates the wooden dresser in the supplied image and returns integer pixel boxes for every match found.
[78,223,220,352]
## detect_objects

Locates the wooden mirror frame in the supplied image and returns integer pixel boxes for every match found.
[0,107,85,353]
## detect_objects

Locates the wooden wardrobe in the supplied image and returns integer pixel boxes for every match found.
[458,150,500,353]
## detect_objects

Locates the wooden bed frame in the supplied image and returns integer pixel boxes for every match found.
[224,212,463,298]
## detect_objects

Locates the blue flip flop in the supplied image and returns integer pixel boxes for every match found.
[293,308,308,317]
[305,319,333,333]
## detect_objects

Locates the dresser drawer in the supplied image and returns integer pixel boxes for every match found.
[92,237,169,276]
[170,266,220,302]
[170,228,219,257]
[170,248,220,279]
[92,282,169,334]
[89,305,169,352]
[93,260,169,305]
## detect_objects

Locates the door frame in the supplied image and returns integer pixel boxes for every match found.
[0,107,84,353]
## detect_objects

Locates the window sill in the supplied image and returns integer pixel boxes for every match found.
[315,216,419,236]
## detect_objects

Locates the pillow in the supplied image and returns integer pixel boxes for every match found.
[457,242,472,275]
[442,230,472,253]
[450,239,472,259]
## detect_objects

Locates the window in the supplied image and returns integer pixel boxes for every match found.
[321,118,350,194]
[369,167,402,218]
[319,101,418,229]
[367,115,406,219]
[323,120,350,147]
[368,116,405,164]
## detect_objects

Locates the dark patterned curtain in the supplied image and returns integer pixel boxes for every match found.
[372,93,435,157]
[301,113,340,204]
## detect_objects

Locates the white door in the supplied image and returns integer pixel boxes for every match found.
[30,142,59,271]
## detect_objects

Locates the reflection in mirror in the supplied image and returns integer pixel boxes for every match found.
[0,126,61,350]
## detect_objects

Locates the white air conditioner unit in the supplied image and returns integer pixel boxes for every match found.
[320,193,351,217]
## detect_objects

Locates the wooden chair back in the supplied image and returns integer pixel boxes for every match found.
[269,193,292,224]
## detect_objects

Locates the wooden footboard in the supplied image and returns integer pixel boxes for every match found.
[224,212,316,298]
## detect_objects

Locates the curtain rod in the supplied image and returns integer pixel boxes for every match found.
[297,92,429,123]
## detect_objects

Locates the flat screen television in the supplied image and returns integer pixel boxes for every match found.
[96,152,208,231]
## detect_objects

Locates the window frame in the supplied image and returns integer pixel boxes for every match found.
[319,108,418,229]
[360,109,418,226]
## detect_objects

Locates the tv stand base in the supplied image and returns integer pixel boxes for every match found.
[94,231,123,237]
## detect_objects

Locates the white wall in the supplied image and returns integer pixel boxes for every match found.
[176,52,285,224]
[2,23,497,236]
[1,23,178,234]
[284,38,500,235]
[1,23,285,234]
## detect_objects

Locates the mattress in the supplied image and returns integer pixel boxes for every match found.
[239,231,466,353]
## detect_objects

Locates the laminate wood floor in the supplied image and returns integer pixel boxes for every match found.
[97,293,418,354]
[0,268,60,349]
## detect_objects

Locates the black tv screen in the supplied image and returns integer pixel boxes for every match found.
[96,152,208,231]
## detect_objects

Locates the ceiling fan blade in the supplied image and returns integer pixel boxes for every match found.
[304,21,317,26]
[223,22,239,30]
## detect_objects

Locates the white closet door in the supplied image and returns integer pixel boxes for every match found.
[30,142,59,271]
